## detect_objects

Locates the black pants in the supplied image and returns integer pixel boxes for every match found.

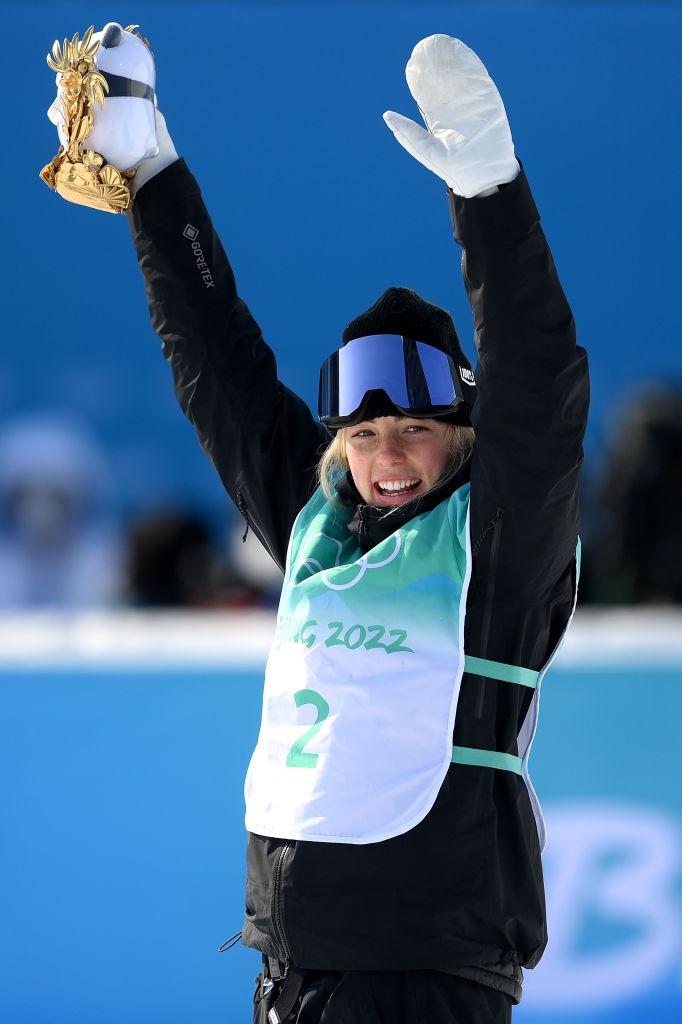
[253,967,512,1024]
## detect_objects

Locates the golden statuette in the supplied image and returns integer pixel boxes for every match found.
[40,26,141,214]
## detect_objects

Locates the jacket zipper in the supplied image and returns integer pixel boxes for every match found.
[475,507,504,719]
[272,842,292,970]
[236,491,250,541]
[356,504,368,548]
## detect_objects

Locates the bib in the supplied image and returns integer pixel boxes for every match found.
[244,483,472,844]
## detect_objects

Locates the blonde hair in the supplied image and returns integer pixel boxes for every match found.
[318,422,475,502]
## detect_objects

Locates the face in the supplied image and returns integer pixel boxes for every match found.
[343,416,451,507]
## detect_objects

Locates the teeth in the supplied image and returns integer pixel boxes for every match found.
[378,479,419,493]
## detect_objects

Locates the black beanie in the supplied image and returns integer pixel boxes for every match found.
[341,286,476,423]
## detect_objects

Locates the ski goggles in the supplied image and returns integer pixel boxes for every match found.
[318,334,472,429]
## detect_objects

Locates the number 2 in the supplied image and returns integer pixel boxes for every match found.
[286,689,330,768]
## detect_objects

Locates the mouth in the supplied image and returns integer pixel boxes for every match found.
[374,478,422,504]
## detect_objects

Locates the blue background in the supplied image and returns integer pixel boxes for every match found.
[1,616,681,1023]
[9,0,682,527]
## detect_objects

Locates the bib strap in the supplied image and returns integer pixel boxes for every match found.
[464,654,539,689]
[451,744,523,775]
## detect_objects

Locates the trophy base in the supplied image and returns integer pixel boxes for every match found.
[41,150,134,214]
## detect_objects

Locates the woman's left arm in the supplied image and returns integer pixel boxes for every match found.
[450,169,589,610]
[383,34,588,664]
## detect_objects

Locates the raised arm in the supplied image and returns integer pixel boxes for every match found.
[384,35,589,671]
[41,22,329,571]
[450,171,588,607]
[128,155,330,570]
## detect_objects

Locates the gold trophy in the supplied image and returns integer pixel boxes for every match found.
[40,25,157,214]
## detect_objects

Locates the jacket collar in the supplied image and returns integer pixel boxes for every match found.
[335,460,471,553]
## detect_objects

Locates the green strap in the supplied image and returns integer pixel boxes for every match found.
[451,745,523,775]
[464,654,539,689]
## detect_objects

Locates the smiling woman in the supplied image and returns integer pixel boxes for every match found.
[348,416,452,505]
[46,24,589,1024]
[318,416,475,506]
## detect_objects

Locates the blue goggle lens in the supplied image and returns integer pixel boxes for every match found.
[318,334,465,427]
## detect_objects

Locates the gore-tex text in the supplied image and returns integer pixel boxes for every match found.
[182,224,215,289]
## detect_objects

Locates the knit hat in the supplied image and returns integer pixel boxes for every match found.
[340,286,476,424]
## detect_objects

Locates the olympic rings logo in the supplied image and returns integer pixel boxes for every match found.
[301,531,402,591]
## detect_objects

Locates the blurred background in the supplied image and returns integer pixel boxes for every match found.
[1,1,681,1021]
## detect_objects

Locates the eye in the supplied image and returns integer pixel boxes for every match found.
[405,424,428,434]
[350,428,374,439]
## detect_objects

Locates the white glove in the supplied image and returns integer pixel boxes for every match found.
[45,21,177,183]
[42,21,176,212]
[383,35,519,198]
[130,107,178,194]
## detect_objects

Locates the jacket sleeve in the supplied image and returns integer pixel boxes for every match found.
[449,168,590,671]
[127,159,330,571]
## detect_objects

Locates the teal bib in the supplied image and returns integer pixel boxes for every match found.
[244,484,472,844]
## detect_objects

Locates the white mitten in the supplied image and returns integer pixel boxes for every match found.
[383,35,519,198]
[129,107,178,194]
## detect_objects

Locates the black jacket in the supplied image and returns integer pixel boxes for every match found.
[128,160,589,992]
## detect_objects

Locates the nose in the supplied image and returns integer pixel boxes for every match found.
[376,434,405,465]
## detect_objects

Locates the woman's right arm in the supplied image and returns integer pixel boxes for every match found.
[128,159,330,571]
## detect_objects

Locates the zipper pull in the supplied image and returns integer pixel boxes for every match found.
[236,492,250,542]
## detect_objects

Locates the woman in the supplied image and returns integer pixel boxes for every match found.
[46,27,589,1024]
